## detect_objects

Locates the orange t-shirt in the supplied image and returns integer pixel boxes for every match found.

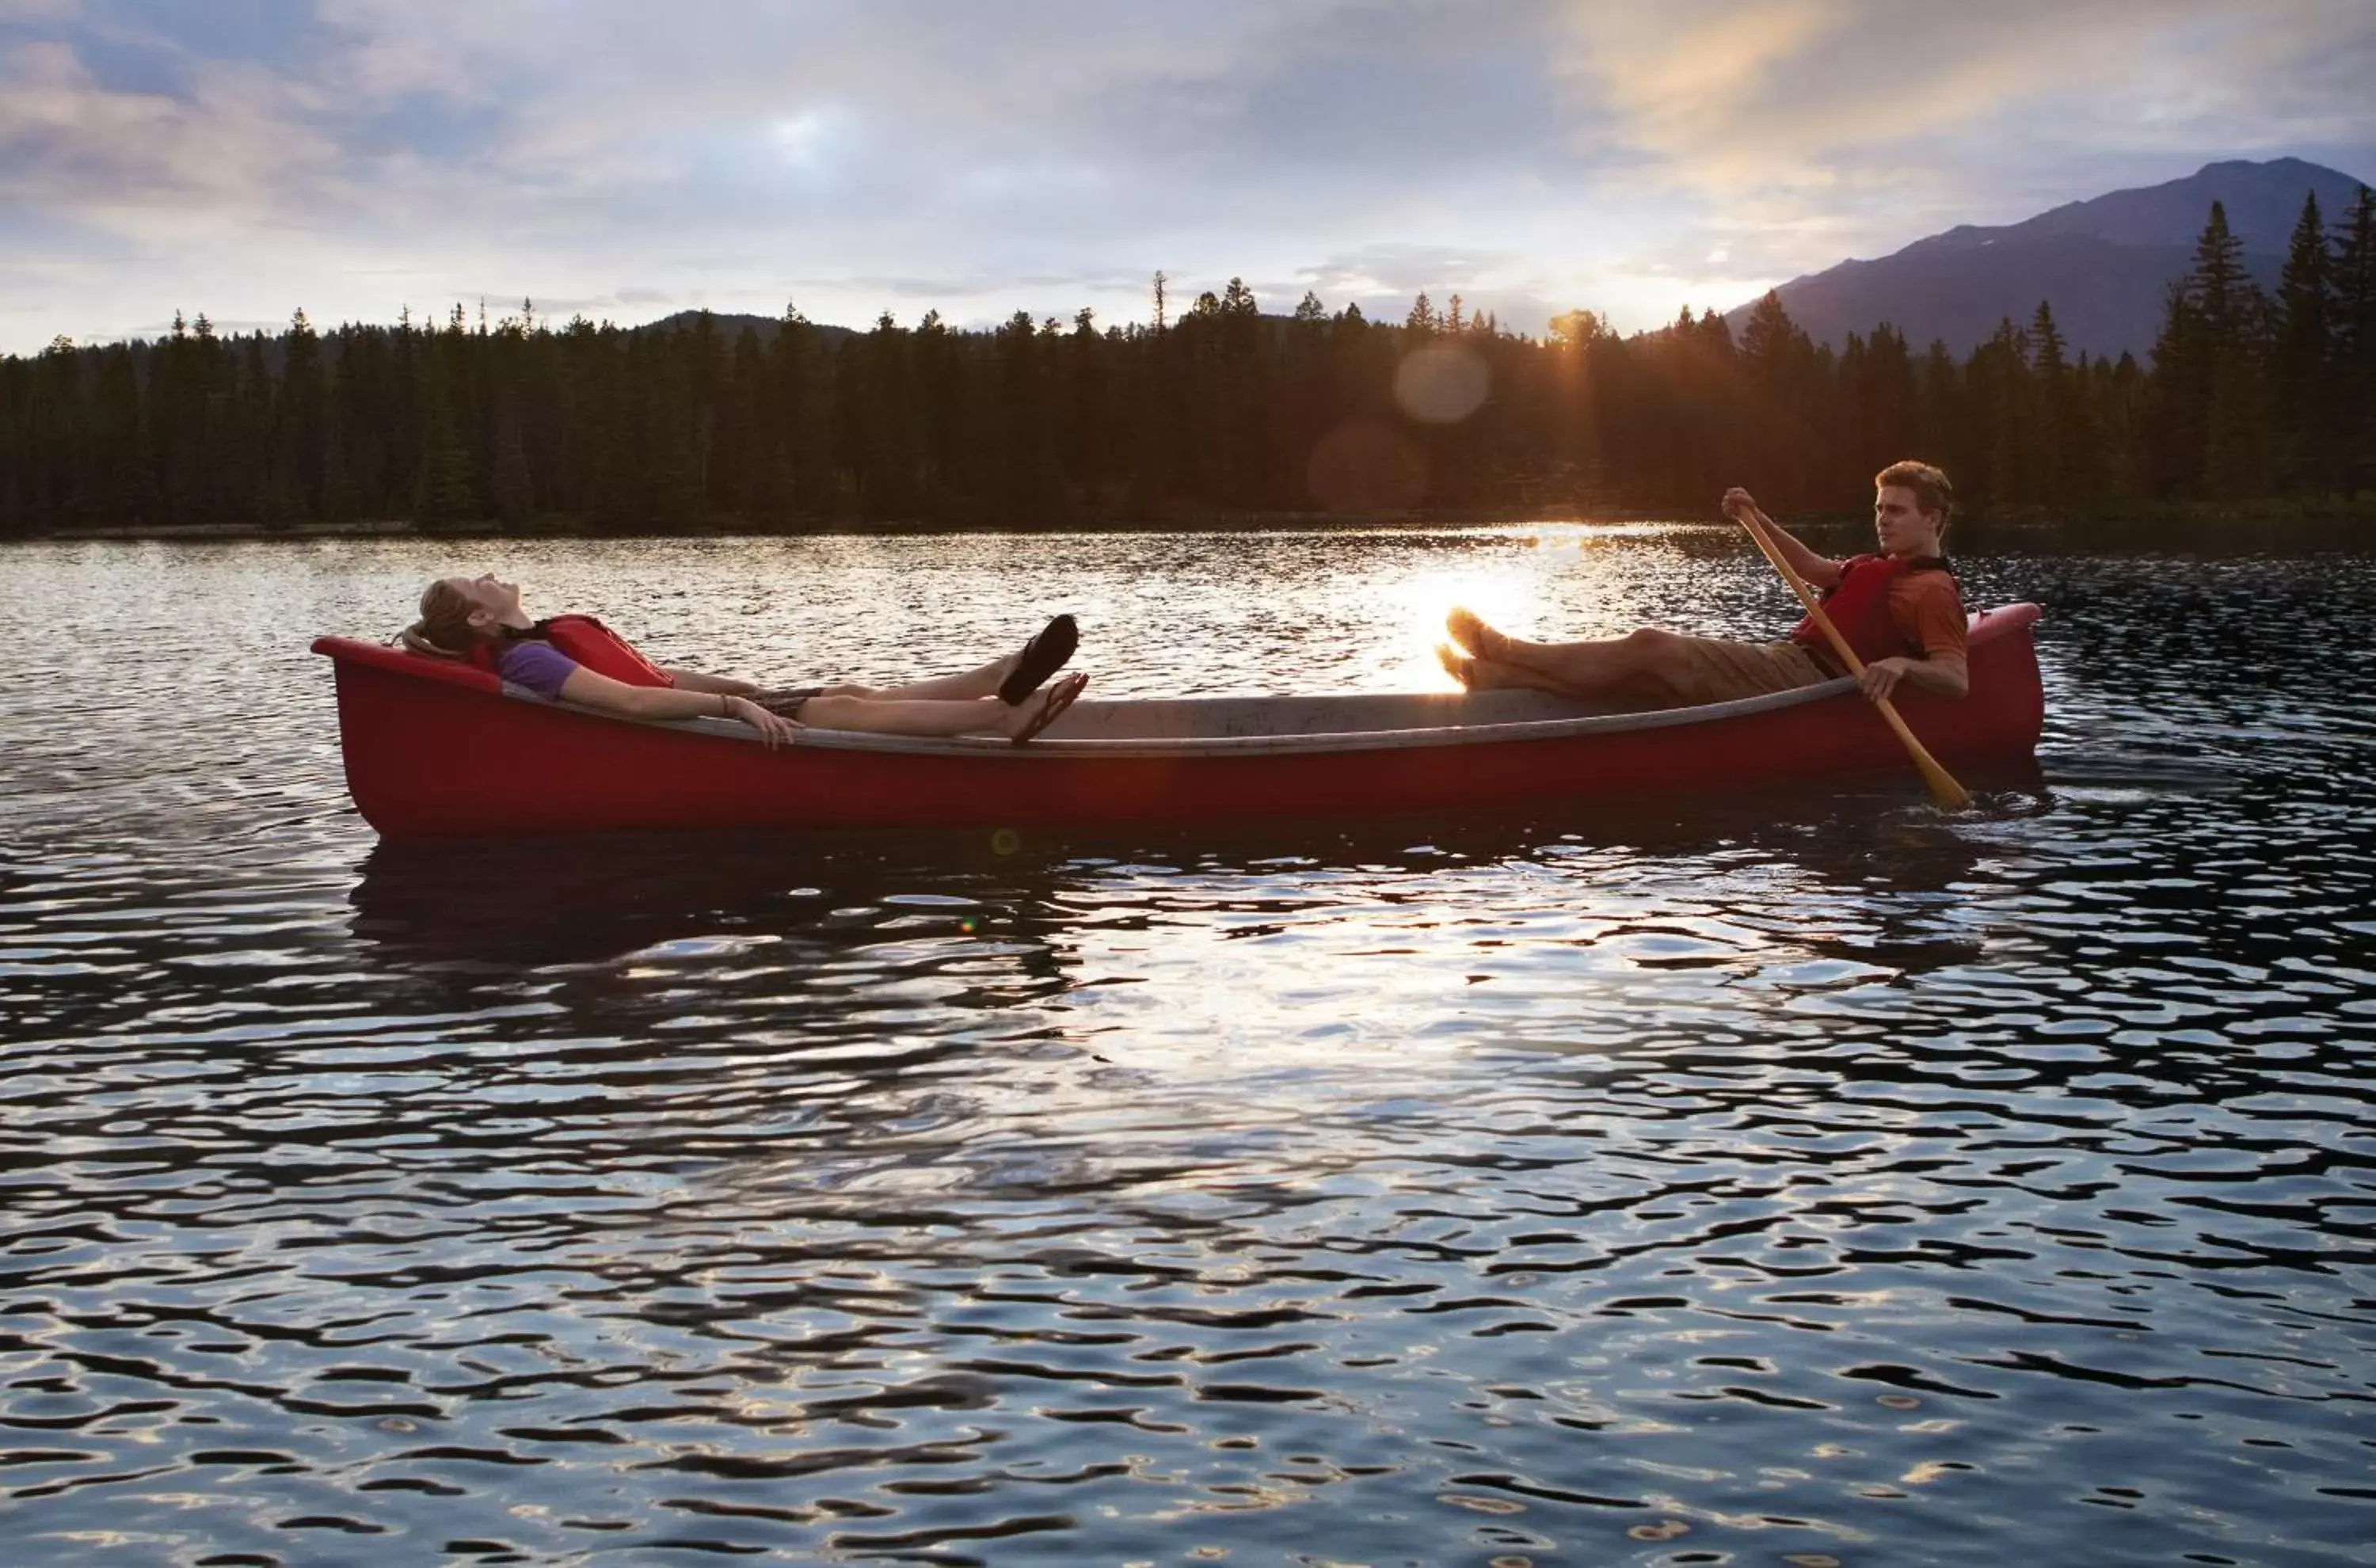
[1888,572,1967,674]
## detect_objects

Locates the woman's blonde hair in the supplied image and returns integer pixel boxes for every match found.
[398,578,481,660]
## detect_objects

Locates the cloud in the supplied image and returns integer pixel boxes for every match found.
[0,36,337,217]
[0,0,2371,352]
[1551,0,2376,262]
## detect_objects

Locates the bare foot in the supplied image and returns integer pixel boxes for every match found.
[1437,643,1478,689]
[1445,607,1510,661]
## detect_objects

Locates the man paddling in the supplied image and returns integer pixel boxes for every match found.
[1441,460,1969,710]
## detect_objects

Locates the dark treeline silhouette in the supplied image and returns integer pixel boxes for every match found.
[7,192,2376,537]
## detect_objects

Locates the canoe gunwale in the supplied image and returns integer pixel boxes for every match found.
[611,671,1866,759]
[447,602,2043,761]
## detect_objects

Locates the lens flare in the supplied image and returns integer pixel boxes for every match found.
[1393,344,1489,424]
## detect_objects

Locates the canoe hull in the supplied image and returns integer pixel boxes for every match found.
[315,608,2045,839]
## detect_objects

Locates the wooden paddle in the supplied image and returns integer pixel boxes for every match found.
[1730,503,1973,810]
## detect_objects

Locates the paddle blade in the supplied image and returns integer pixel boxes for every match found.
[1915,750,1974,810]
[1872,693,1974,809]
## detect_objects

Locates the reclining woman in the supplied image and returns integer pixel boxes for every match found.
[399,573,1087,748]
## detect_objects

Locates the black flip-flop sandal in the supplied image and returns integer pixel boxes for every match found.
[1010,672,1087,745]
[998,614,1079,705]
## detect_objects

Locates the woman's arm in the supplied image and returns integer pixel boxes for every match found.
[558,666,798,747]
[657,667,760,696]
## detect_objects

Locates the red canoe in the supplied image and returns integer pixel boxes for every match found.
[311,604,2044,840]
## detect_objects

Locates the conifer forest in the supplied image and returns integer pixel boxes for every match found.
[6,193,2374,535]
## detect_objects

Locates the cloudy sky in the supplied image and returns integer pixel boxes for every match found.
[4,0,2373,354]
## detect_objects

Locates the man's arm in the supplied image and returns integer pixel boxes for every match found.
[658,667,760,696]
[1859,577,1970,701]
[1858,651,1967,701]
[1721,488,1843,590]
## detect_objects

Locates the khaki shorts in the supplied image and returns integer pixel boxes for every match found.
[1649,636,1831,708]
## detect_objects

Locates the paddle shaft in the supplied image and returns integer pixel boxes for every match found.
[1732,507,1972,810]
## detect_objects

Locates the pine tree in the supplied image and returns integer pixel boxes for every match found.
[1060,306,1108,512]
[88,342,150,525]
[1860,323,1918,482]
[773,304,833,521]
[2270,192,2332,493]
[2143,201,2272,500]
[280,308,324,520]
[489,408,534,522]
[2095,351,2148,503]
[1214,278,1269,505]
[1738,291,1804,374]
[411,377,479,528]
[2145,279,2203,497]
[2190,201,2270,497]
[722,325,776,522]
[2330,185,2376,493]
[227,334,274,526]
[318,409,360,523]
[1968,317,2034,508]
[2028,301,2071,504]
[1735,291,1814,501]
[645,325,709,529]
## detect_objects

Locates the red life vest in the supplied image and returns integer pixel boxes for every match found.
[468,615,676,687]
[1789,554,1955,670]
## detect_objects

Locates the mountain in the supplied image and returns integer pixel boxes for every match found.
[635,310,857,349]
[1723,158,2371,360]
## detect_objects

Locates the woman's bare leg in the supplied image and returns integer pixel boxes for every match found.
[795,654,1008,704]
[797,683,1064,739]
[862,655,1008,702]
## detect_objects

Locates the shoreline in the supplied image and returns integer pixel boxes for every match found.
[13,497,2376,545]
[17,508,1683,543]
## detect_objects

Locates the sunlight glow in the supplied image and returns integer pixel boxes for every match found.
[1377,521,1719,690]
[1379,524,1637,690]
[769,108,847,167]
[1388,564,1536,692]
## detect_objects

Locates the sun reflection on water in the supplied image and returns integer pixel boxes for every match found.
[1374,520,1712,687]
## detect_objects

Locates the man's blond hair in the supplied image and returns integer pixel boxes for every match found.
[1875,460,1952,531]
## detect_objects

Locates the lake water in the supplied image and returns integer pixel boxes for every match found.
[2,527,2371,1567]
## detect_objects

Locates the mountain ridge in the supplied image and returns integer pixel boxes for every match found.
[634,310,858,348]
[1723,157,2371,359]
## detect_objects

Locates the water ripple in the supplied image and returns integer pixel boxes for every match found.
[1,534,2371,1564]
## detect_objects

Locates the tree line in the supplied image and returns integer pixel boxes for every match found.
[6,190,2374,538]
